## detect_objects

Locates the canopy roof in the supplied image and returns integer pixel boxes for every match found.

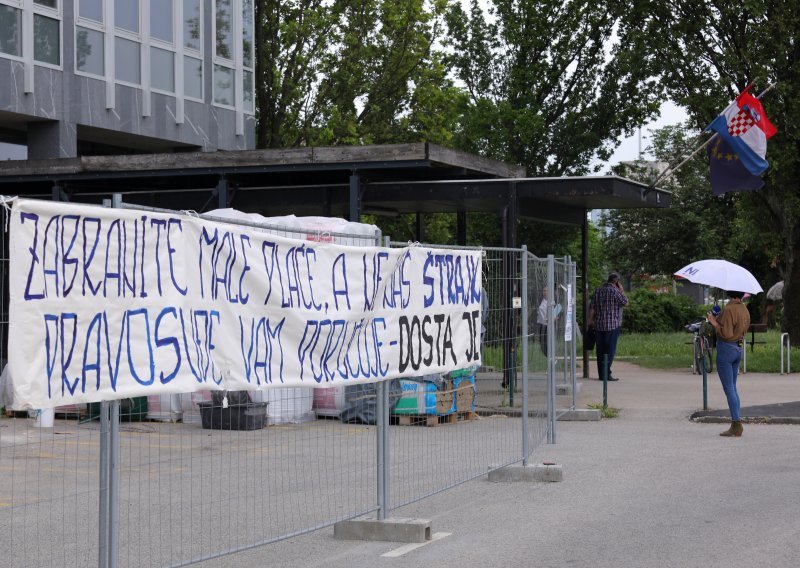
[0,142,670,223]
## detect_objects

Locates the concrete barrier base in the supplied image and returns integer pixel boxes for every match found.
[556,382,582,396]
[333,517,432,543]
[488,463,563,483]
[558,408,601,421]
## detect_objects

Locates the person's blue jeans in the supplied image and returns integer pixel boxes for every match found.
[596,328,621,380]
[716,340,742,421]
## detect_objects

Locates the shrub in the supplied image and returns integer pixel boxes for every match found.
[621,288,705,333]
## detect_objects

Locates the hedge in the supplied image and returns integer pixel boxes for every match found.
[621,288,706,333]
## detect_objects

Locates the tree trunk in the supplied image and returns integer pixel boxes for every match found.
[784,234,800,346]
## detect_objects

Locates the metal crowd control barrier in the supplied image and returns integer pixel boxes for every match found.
[0,195,575,567]
[781,333,791,374]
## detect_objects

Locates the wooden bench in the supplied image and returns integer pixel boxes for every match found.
[747,323,768,352]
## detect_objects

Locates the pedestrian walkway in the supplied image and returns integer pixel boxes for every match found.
[207,362,800,568]
[571,360,800,421]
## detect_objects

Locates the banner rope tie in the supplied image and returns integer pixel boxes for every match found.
[0,195,18,232]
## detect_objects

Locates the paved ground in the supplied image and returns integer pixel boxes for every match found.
[205,361,800,568]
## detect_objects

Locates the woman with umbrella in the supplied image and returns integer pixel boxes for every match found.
[675,260,762,438]
[706,291,750,437]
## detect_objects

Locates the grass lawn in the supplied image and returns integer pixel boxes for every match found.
[590,329,800,373]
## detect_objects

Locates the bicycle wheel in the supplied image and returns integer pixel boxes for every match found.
[693,336,703,374]
[695,337,712,374]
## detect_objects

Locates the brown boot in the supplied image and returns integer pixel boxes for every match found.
[720,421,744,437]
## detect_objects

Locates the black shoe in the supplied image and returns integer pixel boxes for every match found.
[608,375,619,381]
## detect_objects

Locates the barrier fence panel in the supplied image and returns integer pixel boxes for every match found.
[1,194,575,567]
[384,243,574,511]
[110,201,384,567]
[0,200,108,567]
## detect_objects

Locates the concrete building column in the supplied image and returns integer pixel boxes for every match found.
[27,121,78,159]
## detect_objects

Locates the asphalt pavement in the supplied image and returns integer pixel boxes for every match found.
[205,361,800,568]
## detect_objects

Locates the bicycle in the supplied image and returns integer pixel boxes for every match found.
[685,320,714,375]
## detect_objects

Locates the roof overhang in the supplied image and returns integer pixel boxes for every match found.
[0,143,670,224]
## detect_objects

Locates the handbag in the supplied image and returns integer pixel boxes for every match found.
[584,328,596,351]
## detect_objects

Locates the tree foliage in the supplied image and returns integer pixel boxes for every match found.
[445,0,664,175]
[633,0,800,340]
[255,0,459,148]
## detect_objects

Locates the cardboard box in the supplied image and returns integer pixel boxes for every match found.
[453,376,476,412]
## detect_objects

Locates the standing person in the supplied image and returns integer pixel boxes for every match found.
[587,273,628,381]
[707,290,750,437]
[536,288,562,356]
[536,288,549,356]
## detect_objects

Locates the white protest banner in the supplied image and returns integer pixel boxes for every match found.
[8,199,482,409]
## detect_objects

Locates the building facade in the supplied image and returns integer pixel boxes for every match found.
[0,0,255,158]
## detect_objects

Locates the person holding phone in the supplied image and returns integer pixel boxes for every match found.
[706,290,750,437]
[587,273,628,381]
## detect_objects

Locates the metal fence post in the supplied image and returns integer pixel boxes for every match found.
[109,400,120,568]
[781,333,791,374]
[377,235,391,520]
[376,380,386,520]
[521,246,529,464]
[98,402,110,568]
[570,258,577,410]
[547,255,556,444]
[108,194,122,568]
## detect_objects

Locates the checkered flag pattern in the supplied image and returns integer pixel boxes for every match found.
[727,110,755,137]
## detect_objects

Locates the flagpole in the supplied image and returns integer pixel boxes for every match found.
[646,82,777,190]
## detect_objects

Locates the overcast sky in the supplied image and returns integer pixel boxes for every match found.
[605,101,688,167]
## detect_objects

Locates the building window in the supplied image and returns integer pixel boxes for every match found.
[243,70,253,112]
[76,25,104,75]
[35,0,58,7]
[150,0,173,43]
[151,46,175,92]
[215,0,233,60]
[183,0,201,51]
[34,14,60,65]
[242,0,252,68]
[79,0,102,23]
[115,0,138,33]
[242,0,253,113]
[213,64,233,105]
[115,36,140,84]
[184,56,202,99]
[0,5,22,58]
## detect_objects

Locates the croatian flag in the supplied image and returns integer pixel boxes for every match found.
[706,87,777,176]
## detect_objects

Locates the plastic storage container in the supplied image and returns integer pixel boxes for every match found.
[198,402,269,430]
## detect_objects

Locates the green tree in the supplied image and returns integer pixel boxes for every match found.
[255,0,459,148]
[445,0,664,176]
[636,0,800,341]
[604,126,736,276]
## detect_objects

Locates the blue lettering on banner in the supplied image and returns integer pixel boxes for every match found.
[331,253,350,310]
[239,315,285,385]
[41,307,233,399]
[297,317,388,382]
[61,215,80,297]
[22,212,44,300]
[103,219,122,298]
[150,218,167,295]
[82,217,102,297]
[155,307,181,384]
[167,219,187,296]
